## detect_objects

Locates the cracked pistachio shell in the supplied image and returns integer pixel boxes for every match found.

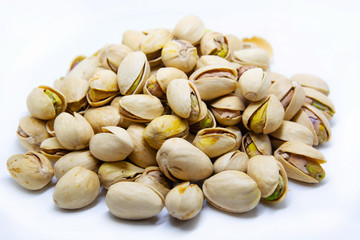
[46,119,55,136]
[232,48,270,70]
[53,166,100,209]
[110,96,136,129]
[165,181,203,220]
[98,161,144,189]
[40,137,70,161]
[135,166,173,198]
[291,73,329,96]
[247,156,288,203]
[213,150,249,174]
[17,115,50,152]
[195,55,233,70]
[193,127,239,158]
[227,126,242,150]
[127,124,157,168]
[173,15,206,45]
[292,104,331,146]
[119,94,164,123]
[210,94,245,126]
[54,151,99,179]
[143,67,188,99]
[241,36,274,59]
[100,44,132,72]
[66,56,100,80]
[156,138,213,182]
[226,34,243,52]
[143,115,189,150]
[274,141,326,183]
[203,170,261,213]
[26,86,67,120]
[117,51,150,95]
[270,120,314,149]
[122,30,145,51]
[189,65,238,100]
[161,39,198,73]
[189,101,216,134]
[106,181,164,220]
[167,79,203,122]
[84,106,120,134]
[239,68,271,101]
[200,31,230,58]
[69,55,86,72]
[267,71,288,84]
[242,94,285,134]
[7,151,54,190]
[54,112,94,150]
[303,87,335,120]
[268,78,305,120]
[241,132,272,158]
[89,126,134,162]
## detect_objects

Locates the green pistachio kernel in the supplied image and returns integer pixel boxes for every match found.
[44,90,63,115]
[317,124,328,144]
[210,42,229,58]
[246,142,259,158]
[249,101,268,134]
[305,162,325,181]
[312,100,334,117]
[189,92,199,121]
[265,175,285,201]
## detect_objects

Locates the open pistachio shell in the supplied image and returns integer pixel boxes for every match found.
[173,15,206,45]
[303,87,335,120]
[232,48,270,70]
[270,120,314,149]
[66,56,100,80]
[200,31,230,58]
[268,78,305,120]
[119,94,164,123]
[122,30,145,51]
[98,161,144,189]
[247,156,288,203]
[45,119,55,137]
[189,101,217,134]
[189,65,238,100]
[100,44,132,72]
[241,132,272,158]
[226,34,243,53]
[203,170,261,213]
[193,127,239,158]
[266,71,288,84]
[156,138,213,182]
[40,137,70,161]
[291,73,330,96]
[117,51,150,95]
[241,36,274,59]
[238,67,270,101]
[84,106,121,134]
[274,141,326,183]
[27,86,67,120]
[213,150,249,174]
[69,55,86,72]
[195,55,232,70]
[210,94,245,126]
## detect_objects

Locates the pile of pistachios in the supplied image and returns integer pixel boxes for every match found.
[7,15,335,220]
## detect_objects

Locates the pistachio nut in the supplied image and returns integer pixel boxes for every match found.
[126,124,157,168]
[213,150,249,174]
[89,126,134,162]
[84,106,121,134]
[119,94,164,123]
[232,48,270,70]
[209,94,245,126]
[7,151,54,190]
[39,137,70,160]
[86,69,119,107]
[122,30,145,51]
[100,44,132,72]
[166,79,203,122]
[135,166,173,198]
[139,28,173,66]
[98,161,144,189]
[268,78,305,120]
[189,101,216,134]
[117,51,150,95]
[241,36,274,58]
[26,86,67,120]
[69,55,86,72]
[156,138,213,182]
[242,94,285,134]
[143,115,189,150]
[172,15,206,45]
[266,71,288,84]
[303,87,335,120]
[54,112,94,150]
[247,156,288,203]
[292,104,331,146]
[54,151,99,179]
[274,141,326,183]
[46,119,55,136]
[226,34,243,52]
[226,125,242,150]
[241,132,272,158]
[192,127,239,158]
[202,170,261,213]
[200,31,229,58]
[143,67,187,99]
[66,56,100,80]
[236,65,257,79]
[291,73,330,96]
[269,120,314,149]
[53,166,100,209]
[106,181,164,220]
[238,67,270,101]
[165,181,203,220]
[189,65,238,100]
[17,115,50,152]
[195,55,233,70]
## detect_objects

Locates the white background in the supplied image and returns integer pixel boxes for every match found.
[1,0,359,239]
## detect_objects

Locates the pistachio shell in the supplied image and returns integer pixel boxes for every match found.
[173,15,206,45]
[213,150,249,174]
[266,71,288,84]
[84,106,121,134]
[189,101,217,134]
[241,36,274,59]
[122,30,145,51]
[135,166,172,198]
[101,44,132,72]
[200,31,229,58]
[232,48,270,70]
[210,94,245,126]
[291,73,330,96]
[238,68,270,101]
[226,34,243,52]
[303,87,335,120]
[195,55,233,70]
[39,137,70,160]
[241,132,272,158]
[66,56,100,80]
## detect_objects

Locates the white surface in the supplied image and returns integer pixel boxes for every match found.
[1,0,359,239]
